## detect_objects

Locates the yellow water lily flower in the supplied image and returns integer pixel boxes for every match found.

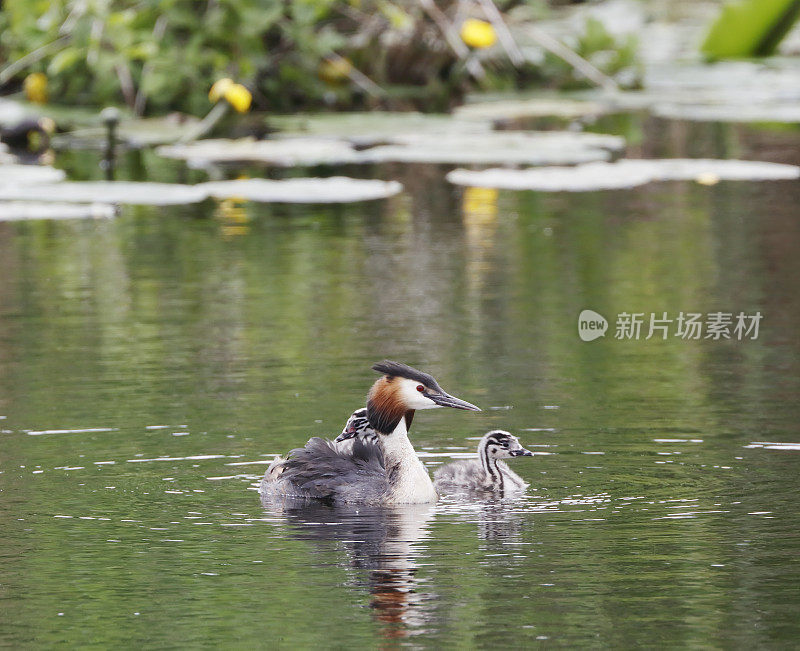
[24,72,48,104]
[209,78,235,103]
[460,19,497,49]
[318,57,352,83]
[209,78,252,113]
[223,83,252,113]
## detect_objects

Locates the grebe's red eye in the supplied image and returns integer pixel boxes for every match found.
[416,385,425,392]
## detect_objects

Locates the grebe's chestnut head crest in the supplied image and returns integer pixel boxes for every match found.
[366,360,481,434]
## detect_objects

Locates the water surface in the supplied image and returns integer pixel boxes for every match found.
[1,117,799,647]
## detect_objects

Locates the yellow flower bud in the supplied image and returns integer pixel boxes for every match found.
[209,78,234,103]
[460,19,497,49]
[223,83,252,113]
[318,57,352,83]
[24,72,48,104]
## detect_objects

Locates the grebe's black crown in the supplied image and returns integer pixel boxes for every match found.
[372,360,443,392]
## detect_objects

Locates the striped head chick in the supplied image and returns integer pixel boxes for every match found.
[334,407,378,452]
[434,430,533,495]
[477,430,533,492]
[479,430,533,463]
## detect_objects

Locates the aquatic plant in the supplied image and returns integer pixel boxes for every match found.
[0,0,639,115]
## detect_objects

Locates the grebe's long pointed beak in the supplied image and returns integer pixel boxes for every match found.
[430,392,481,411]
[510,447,534,457]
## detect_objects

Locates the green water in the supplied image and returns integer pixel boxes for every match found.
[2,120,800,648]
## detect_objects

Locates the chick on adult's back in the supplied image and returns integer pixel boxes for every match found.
[334,407,376,453]
[260,361,481,505]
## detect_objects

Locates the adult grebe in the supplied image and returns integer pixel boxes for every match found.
[260,361,481,505]
[433,430,533,495]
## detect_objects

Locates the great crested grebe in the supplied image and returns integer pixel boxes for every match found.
[433,430,533,495]
[260,361,481,505]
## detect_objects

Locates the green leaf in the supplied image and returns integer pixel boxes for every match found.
[126,42,158,60]
[702,0,800,58]
[47,47,84,76]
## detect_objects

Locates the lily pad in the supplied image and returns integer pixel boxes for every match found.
[462,60,800,126]
[359,131,624,165]
[0,164,66,186]
[52,115,204,149]
[158,131,624,167]
[0,143,17,164]
[1,98,203,148]
[0,99,118,130]
[634,60,800,124]
[157,138,362,167]
[0,181,208,205]
[446,159,800,192]
[454,97,611,122]
[651,103,800,123]
[0,177,403,206]
[474,60,800,126]
[272,111,491,144]
[0,202,116,221]
[201,177,403,203]
[0,99,32,128]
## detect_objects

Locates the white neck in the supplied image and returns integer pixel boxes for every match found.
[379,419,438,504]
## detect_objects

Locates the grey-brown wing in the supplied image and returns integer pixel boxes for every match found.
[265,437,387,503]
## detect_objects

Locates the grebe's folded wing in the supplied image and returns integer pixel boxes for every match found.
[274,437,386,502]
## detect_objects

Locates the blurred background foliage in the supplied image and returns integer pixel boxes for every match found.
[0,0,639,115]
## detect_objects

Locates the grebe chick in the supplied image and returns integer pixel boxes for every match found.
[433,430,533,495]
[262,407,373,482]
[260,361,481,505]
[334,407,377,454]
